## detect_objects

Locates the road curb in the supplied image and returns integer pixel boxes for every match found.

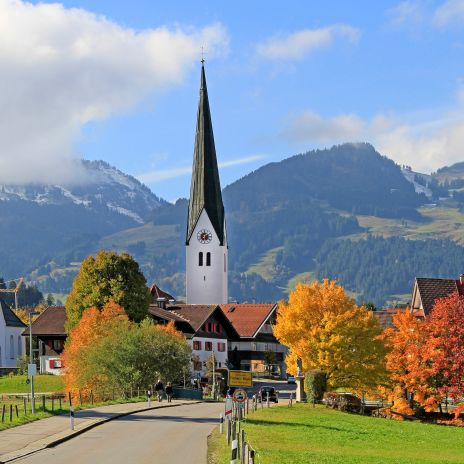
[0,400,202,463]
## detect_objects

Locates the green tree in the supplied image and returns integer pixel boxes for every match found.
[65,251,151,331]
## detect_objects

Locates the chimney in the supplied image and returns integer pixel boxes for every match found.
[157,297,167,309]
[460,274,464,285]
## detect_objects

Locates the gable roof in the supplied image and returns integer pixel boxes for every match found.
[220,303,276,338]
[0,298,26,328]
[186,63,225,246]
[149,304,239,338]
[414,277,461,315]
[22,306,67,336]
[149,283,174,303]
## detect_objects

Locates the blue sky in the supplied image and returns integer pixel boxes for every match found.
[2,1,464,200]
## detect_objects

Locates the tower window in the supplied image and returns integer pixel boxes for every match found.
[199,252,203,266]
[206,252,211,266]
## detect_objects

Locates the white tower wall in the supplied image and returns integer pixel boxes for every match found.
[186,209,228,304]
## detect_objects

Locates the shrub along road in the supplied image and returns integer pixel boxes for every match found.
[13,402,223,464]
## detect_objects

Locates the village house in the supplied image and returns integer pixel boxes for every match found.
[410,275,464,318]
[0,298,26,371]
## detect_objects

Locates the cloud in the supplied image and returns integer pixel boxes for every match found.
[387,1,425,27]
[0,0,229,185]
[256,25,360,61]
[434,0,464,26]
[283,98,464,173]
[138,155,267,184]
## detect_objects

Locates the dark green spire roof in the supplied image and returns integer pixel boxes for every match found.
[186,63,225,245]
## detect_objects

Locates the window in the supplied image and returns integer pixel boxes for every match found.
[217,342,226,352]
[205,341,212,351]
[10,335,14,359]
[17,336,21,356]
[199,252,203,266]
[193,340,202,350]
[206,252,211,266]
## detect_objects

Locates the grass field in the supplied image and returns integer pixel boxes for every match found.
[209,404,464,464]
[246,246,284,281]
[0,375,64,394]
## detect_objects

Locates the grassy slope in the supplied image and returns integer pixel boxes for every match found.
[0,375,64,394]
[246,247,284,281]
[229,405,464,464]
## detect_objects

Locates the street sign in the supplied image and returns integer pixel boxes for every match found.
[232,388,247,403]
[27,363,36,376]
[25,378,30,385]
[229,370,253,388]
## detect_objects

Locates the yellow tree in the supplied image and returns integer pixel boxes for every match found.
[274,280,387,391]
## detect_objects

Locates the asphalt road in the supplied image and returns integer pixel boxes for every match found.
[15,402,223,464]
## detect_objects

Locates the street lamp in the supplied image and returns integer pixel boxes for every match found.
[28,310,40,414]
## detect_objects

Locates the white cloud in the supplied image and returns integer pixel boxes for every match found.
[434,0,464,26]
[138,155,266,184]
[387,1,425,27]
[0,0,229,185]
[256,25,360,61]
[283,98,464,173]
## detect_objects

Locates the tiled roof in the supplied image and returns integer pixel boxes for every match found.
[220,304,276,338]
[0,298,26,328]
[165,304,218,332]
[372,308,405,329]
[149,283,174,303]
[415,277,459,315]
[22,306,67,336]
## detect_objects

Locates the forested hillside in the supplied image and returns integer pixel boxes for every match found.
[4,143,464,307]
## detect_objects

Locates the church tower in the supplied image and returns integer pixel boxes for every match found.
[186,62,228,304]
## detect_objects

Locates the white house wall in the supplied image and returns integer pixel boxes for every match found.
[0,312,25,368]
[189,336,228,376]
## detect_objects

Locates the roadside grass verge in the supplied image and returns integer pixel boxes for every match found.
[207,426,229,464]
[210,404,464,464]
[0,375,64,394]
[0,395,149,431]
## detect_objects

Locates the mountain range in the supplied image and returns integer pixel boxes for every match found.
[3,143,464,307]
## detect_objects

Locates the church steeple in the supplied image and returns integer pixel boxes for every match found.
[186,62,225,246]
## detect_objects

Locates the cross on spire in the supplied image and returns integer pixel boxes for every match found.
[201,46,205,65]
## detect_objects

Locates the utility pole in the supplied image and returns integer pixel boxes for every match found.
[28,310,39,414]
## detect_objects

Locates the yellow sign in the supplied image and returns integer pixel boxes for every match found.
[229,370,253,387]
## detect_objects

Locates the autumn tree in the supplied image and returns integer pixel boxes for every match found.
[65,251,151,331]
[62,300,191,398]
[274,280,387,392]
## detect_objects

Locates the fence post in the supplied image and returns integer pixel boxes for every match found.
[249,449,255,464]
[23,397,27,415]
[42,395,46,411]
[59,397,62,411]
[1,404,4,423]
[226,417,231,445]
[220,413,224,433]
[15,405,19,418]
[232,420,237,444]
[267,392,270,408]
[52,398,54,413]
[240,429,245,464]
[70,406,75,430]
[231,438,238,464]
[9,404,12,422]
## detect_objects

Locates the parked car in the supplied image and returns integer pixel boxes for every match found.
[258,386,278,403]
[287,375,296,384]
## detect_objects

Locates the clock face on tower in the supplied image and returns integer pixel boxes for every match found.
[197,229,212,244]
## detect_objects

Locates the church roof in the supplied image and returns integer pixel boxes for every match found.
[0,298,25,328]
[186,63,225,245]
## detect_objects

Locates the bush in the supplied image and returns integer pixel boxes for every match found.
[16,355,29,375]
[323,392,362,413]
[304,370,327,403]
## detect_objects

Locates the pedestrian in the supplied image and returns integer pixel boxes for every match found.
[155,378,164,402]
[166,382,173,403]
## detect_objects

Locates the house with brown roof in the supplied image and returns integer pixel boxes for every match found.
[220,304,287,377]
[149,302,239,378]
[0,298,26,369]
[22,306,67,374]
[410,275,464,317]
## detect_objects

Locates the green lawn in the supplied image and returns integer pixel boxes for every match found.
[0,375,64,394]
[210,404,464,464]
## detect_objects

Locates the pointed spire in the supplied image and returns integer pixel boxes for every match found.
[186,63,225,245]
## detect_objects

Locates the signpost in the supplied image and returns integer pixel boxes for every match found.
[228,370,253,388]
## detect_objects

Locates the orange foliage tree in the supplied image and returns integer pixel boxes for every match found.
[274,280,387,392]
[62,300,130,400]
